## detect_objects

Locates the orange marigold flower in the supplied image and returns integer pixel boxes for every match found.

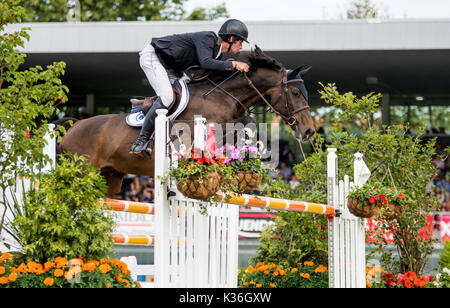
[44,261,55,272]
[54,269,64,277]
[136,281,142,288]
[0,277,8,285]
[116,274,123,282]
[243,282,249,287]
[255,283,262,288]
[1,252,11,260]
[256,262,264,267]
[279,269,285,276]
[44,277,54,287]
[55,257,68,269]
[106,283,111,288]
[269,282,276,288]
[303,261,314,266]
[82,262,96,273]
[0,266,5,275]
[315,265,328,273]
[8,272,18,282]
[17,263,27,274]
[291,268,298,273]
[99,264,111,274]
[122,279,130,288]
[300,273,310,279]
[273,271,279,276]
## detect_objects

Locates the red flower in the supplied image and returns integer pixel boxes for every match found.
[374,195,380,201]
[398,193,404,199]
[197,158,204,164]
[25,130,30,139]
[382,199,387,205]
[369,197,375,204]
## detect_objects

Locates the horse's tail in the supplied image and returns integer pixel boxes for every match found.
[51,117,79,159]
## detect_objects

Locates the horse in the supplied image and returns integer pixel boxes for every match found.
[58,46,315,195]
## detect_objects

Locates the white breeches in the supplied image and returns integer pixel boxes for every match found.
[139,44,175,107]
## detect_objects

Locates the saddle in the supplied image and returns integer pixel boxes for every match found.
[126,79,190,127]
[130,84,181,116]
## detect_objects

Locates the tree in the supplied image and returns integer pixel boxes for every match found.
[185,2,230,21]
[346,0,382,19]
[0,0,68,235]
[19,0,229,22]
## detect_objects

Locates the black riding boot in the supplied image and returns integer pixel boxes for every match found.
[129,97,166,156]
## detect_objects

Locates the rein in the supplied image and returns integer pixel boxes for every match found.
[204,69,310,125]
[243,69,310,125]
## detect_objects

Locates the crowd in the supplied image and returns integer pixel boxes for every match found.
[112,175,155,203]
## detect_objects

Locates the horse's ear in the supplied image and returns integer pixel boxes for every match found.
[288,65,312,79]
[288,66,303,79]
[253,44,263,56]
[299,66,312,76]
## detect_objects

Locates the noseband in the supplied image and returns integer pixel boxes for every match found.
[243,69,310,126]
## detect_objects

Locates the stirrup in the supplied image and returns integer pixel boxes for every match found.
[129,139,153,159]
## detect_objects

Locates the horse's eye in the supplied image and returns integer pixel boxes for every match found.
[292,90,300,97]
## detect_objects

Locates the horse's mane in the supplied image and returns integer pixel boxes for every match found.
[193,45,284,84]
[236,45,284,72]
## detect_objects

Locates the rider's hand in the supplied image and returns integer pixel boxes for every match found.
[232,61,250,73]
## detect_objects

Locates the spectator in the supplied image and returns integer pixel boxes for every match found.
[286,152,297,169]
[142,187,154,203]
[279,161,293,183]
[280,144,293,164]
[289,175,299,191]
[126,181,141,202]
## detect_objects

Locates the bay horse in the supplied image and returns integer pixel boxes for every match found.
[58,46,315,195]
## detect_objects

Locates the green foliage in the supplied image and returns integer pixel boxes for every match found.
[439,239,450,270]
[0,0,68,234]
[18,0,229,22]
[238,261,328,288]
[11,154,115,263]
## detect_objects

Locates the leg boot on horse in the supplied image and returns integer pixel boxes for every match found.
[129,97,167,158]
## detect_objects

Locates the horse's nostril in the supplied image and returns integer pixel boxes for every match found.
[304,128,314,139]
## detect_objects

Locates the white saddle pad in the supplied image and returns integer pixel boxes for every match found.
[126,79,189,127]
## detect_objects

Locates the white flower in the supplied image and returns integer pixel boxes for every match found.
[443,268,450,275]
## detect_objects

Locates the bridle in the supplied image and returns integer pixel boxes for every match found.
[205,69,310,126]
[243,69,310,126]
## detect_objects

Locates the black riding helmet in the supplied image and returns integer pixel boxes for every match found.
[218,19,249,44]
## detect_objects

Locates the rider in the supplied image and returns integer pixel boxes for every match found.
[130,18,251,156]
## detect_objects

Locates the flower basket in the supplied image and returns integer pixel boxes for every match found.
[176,171,222,200]
[347,197,380,218]
[220,145,264,194]
[347,183,407,219]
[168,147,226,201]
[229,171,263,193]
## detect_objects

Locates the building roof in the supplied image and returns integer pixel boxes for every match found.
[5,19,450,108]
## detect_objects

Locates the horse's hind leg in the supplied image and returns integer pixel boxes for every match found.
[101,168,125,196]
